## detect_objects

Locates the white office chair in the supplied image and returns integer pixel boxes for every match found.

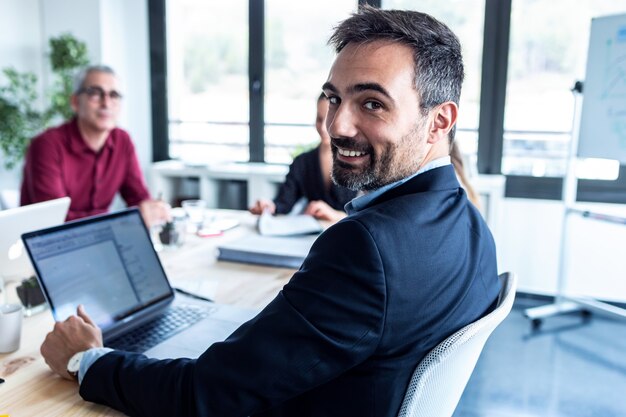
[397,272,517,417]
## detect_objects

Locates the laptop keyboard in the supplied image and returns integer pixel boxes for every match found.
[107,305,216,353]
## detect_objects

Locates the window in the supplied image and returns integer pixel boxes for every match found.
[503,0,626,179]
[166,0,249,164]
[265,0,356,163]
[163,0,355,165]
[382,0,485,165]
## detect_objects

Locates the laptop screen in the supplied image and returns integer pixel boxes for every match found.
[22,209,173,329]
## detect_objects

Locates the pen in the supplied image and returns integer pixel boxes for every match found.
[173,287,214,303]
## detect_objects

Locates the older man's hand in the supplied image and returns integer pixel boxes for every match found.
[139,199,172,228]
[40,305,103,380]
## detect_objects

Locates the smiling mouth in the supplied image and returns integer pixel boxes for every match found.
[336,147,368,158]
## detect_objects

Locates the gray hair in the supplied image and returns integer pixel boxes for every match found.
[328,6,464,141]
[72,65,117,94]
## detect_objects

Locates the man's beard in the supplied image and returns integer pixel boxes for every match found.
[331,125,424,192]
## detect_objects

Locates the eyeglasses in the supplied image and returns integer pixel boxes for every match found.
[78,86,123,102]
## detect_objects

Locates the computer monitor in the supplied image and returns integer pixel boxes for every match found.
[0,197,70,282]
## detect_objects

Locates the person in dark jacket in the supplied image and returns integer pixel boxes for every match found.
[250,94,357,222]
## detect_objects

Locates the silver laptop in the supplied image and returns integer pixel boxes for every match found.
[22,208,258,359]
[0,197,71,281]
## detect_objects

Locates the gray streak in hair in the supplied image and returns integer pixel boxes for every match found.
[72,65,116,94]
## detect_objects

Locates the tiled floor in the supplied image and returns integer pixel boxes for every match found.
[454,297,626,417]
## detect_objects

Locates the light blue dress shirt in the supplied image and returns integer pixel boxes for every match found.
[345,156,451,214]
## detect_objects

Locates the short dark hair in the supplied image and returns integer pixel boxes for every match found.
[329,6,464,140]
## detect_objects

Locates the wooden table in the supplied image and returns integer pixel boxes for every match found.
[0,210,296,416]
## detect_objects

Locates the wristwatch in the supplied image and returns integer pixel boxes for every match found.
[67,351,85,379]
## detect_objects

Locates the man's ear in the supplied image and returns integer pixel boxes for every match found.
[70,95,79,114]
[427,102,458,144]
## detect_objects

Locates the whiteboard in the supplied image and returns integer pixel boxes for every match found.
[578,13,626,162]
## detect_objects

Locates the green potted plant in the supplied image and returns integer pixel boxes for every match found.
[0,33,89,170]
[0,69,44,169]
[47,33,90,122]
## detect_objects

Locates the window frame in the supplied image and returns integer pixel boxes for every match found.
[148,0,169,162]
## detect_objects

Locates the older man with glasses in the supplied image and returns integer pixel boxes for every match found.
[20,65,169,225]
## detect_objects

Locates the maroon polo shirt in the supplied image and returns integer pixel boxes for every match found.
[20,118,151,221]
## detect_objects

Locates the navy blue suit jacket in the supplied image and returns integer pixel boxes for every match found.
[80,165,500,417]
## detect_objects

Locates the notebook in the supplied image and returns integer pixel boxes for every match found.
[21,208,257,359]
[217,234,318,269]
[0,197,70,281]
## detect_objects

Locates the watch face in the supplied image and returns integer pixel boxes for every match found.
[68,351,84,373]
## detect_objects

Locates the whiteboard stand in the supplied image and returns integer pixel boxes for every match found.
[523,82,626,329]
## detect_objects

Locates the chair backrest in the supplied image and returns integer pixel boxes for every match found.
[397,272,517,417]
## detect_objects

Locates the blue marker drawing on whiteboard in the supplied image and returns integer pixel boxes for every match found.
[617,25,626,42]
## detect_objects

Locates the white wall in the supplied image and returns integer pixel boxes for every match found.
[497,198,626,303]
[99,0,152,169]
[0,0,43,189]
[40,0,102,66]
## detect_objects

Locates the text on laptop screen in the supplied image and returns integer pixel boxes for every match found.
[24,211,171,327]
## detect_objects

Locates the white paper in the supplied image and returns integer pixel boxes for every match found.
[257,211,322,236]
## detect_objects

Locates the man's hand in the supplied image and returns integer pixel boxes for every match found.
[304,200,346,223]
[40,305,103,381]
[249,199,276,215]
[139,199,172,227]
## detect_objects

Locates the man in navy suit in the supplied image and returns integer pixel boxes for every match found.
[40,6,500,416]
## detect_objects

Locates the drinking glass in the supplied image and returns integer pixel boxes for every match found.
[182,199,207,231]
